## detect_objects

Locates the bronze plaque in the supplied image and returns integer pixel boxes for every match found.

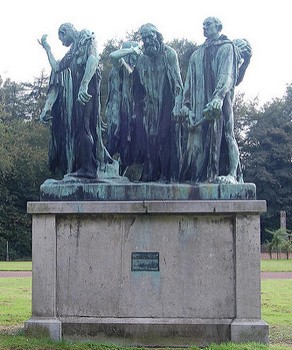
[131,252,159,271]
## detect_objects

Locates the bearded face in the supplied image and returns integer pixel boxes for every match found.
[141,31,161,57]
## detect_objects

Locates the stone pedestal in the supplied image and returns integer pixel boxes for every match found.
[25,185,268,346]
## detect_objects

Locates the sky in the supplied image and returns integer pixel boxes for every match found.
[1,0,292,105]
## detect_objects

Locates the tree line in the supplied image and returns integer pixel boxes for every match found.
[0,37,291,259]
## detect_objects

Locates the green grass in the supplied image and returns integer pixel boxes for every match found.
[261,279,292,345]
[0,335,291,350]
[261,259,292,272]
[0,274,292,349]
[0,261,32,271]
[261,280,292,325]
[0,278,31,326]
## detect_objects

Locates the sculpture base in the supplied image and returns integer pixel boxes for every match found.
[40,179,256,201]
[25,198,268,346]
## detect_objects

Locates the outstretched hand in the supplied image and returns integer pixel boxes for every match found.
[38,34,50,51]
[233,38,252,58]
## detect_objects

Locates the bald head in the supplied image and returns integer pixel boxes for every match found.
[203,17,222,40]
[58,23,78,47]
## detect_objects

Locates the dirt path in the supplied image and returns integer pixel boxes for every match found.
[1,271,292,279]
[0,271,32,278]
[261,271,292,279]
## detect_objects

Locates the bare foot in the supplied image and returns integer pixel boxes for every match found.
[216,174,237,184]
[67,168,97,180]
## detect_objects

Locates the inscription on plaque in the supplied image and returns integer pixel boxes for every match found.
[131,252,159,271]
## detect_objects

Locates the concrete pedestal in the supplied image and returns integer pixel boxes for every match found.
[25,196,268,346]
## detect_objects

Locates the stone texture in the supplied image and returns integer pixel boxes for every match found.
[231,319,269,343]
[25,198,268,345]
[31,215,57,317]
[235,215,262,319]
[24,318,61,341]
[61,318,231,347]
[40,180,256,201]
[56,214,234,318]
[27,200,266,215]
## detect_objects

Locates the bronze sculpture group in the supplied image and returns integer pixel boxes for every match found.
[39,17,252,184]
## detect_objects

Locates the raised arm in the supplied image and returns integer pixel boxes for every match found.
[110,45,142,65]
[38,34,59,72]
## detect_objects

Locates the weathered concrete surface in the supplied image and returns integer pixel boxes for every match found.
[25,199,268,345]
[61,318,232,346]
[231,319,269,343]
[40,180,256,201]
[27,200,266,215]
[56,214,234,318]
[24,318,61,341]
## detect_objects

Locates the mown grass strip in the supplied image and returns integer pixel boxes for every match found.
[0,334,291,350]
[0,278,31,326]
[0,262,32,271]
[261,259,292,272]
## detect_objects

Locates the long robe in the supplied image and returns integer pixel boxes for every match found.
[48,30,101,177]
[180,35,239,182]
[133,45,183,182]
[106,60,136,168]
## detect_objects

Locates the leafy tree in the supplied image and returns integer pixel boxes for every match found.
[265,228,292,259]
[0,72,49,122]
[21,70,50,122]
[0,78,26,121]
[0,120,50,260]
[281,238,292,260]
[234,87,292,242]
[0,75,50,260]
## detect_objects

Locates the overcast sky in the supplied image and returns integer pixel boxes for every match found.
[1,0,291,104]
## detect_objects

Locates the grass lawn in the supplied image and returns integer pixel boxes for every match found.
[1,334,291,350]
[261,259,292,272]
[0,259,291,349]
[0,278,31,327]
[261,279,292,346]
[0,261,32,271]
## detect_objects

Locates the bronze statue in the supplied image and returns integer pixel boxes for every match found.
[109,24,184,182]
[106,41,141,174]
[39,23,109,179]
[180,17,252,184]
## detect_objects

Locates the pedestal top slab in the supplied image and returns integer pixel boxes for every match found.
[27,199,266,214]
[40,179,256,202]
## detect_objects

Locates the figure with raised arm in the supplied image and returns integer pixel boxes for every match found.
[105,41,142,173]
[39,23,107,179]
[110,24,184,182]
[180,17,252,184]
